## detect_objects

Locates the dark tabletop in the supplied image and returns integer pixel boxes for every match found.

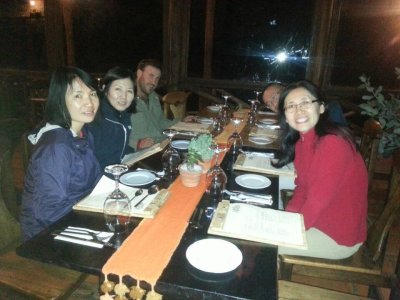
[16,136,280,300]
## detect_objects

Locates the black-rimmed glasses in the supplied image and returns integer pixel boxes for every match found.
[284,99,319,113]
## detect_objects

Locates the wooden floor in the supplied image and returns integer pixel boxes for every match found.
[10,146,398,299]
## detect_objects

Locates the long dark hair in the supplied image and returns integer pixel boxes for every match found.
[45,66,98,128]
[101,66,135,113]
[273,80,355,168]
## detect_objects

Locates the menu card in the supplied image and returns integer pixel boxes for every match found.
[233,153,295,176]
[250,126,280,139]
[208,200,307,249]
[122,139,169,167]
[73,176,170,218]
[170,121,211,133]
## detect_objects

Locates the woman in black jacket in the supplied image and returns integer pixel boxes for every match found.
[88,66,135,170]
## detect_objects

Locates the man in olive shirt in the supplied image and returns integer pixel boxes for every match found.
[129,59,178,150]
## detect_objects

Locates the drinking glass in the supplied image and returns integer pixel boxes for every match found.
[211,116,224,137]
[249,99,259,113]
[247,110,257,127]
[227,117,243,154]
[161,129,181,181]
[219,95,231,126]
[103,164,131,234]
[205,144,228,217]
[254,90,261,102]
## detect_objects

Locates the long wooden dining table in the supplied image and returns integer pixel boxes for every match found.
[16,112,282,299]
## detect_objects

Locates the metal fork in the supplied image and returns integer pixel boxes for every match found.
[64,227,117,249]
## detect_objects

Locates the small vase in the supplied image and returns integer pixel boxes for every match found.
[199,158,213,174]
[179,163,203,187]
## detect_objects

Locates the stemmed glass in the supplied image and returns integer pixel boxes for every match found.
[249,99,259,113]
[103,164,131,234]
[254,90,261,102]
[205,144,228,217]
[161,129,181,181]
[227,117,243,154]
[219,95,231,126]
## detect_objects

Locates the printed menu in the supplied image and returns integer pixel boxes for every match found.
[208,200,307,249]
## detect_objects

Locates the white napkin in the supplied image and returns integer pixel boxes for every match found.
[54,226,114,248]
[230,194,273,206]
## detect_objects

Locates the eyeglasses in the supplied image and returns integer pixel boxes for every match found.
[284,99,319,113]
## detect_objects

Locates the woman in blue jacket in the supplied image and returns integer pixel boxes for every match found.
[20,67,102,241]
[88,66,135,170]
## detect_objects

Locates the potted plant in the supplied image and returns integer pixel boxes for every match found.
[359,69,400,156]
[187,133,215,173]
[178,134,214,187]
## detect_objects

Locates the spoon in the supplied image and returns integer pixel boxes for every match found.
[134,185,159,208]
[128,188,143,204]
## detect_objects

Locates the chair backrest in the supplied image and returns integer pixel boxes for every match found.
[366,149,400,262]
[162,91,190,121]
[0,136,21,252]
[359,119,382,183]
[21,130,34,173]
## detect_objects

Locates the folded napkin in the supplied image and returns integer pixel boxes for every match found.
[229,193,273,206]
[73,176,171,218]
[54,226,114,248]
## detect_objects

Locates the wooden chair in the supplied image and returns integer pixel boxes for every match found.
[0,136,89,299]
[359,119,383,184]
[279,149,400,296]
[162,91,190,121]
[278,280,373,300]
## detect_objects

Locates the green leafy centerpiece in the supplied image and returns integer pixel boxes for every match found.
[359,69,400,155]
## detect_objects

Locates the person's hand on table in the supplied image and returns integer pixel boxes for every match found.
[137,138,155,150]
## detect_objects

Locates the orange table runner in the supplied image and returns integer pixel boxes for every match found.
[102,174,207,285]
[101,118,246,298]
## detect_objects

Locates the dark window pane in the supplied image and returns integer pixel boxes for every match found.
[188,0,314,82]
[0,17,46,70]
[72,0,163,72]
[331,1,400,88]
[188,0,206,77]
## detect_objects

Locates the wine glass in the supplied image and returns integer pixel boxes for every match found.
[103,164,131,234]
[161,129,181,181]
[227,117,243,154]
[211,116,224,137]
[254,90,261,102]
[205,144,228,218]
[219,95,231,126]
[249,99,259,113]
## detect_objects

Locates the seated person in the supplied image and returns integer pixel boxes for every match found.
[129,59,178,150]
[88,66,135,170]
[20,67,102,241]
[262,82,347,126]
[273,80,368,259]
[262,82,285,113]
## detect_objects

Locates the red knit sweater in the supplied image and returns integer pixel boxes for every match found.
[286,129,368,246]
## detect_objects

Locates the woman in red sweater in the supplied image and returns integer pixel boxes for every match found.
[274,80,368,259]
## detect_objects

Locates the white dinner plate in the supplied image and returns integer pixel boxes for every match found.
[186,238,243,273]
[259,118,277,125]
[171,140,190,150]
[207,105,220,112]
[197,117,213,125]
[249,136,273,145]
[120,171,156,186]
[235,174,271,189]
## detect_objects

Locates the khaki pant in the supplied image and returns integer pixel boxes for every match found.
[279,228,362,259]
